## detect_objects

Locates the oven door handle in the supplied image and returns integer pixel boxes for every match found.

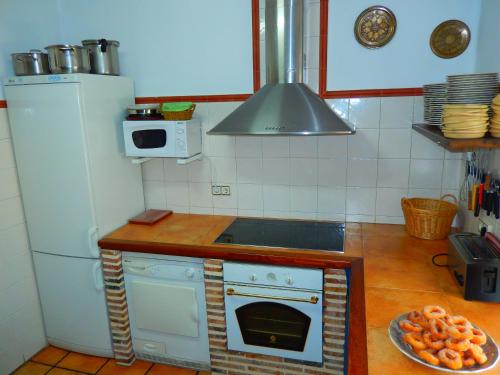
[226,288,319,304]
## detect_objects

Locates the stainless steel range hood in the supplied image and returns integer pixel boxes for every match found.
[207,0,354,136]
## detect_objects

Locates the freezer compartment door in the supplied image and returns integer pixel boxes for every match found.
[33,252,112,356]
[5,83,98,258]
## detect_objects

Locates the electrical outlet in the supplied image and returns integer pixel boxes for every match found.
[221,185,231,195]
[211,185,221,195]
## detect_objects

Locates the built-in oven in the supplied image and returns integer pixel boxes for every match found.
[223,262,323,363]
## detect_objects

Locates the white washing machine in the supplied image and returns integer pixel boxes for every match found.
[123,253,210,370]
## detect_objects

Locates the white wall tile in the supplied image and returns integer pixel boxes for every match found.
[379,129,411,158]
[0,139,15,169]
[326,99,349,120]
[237,209,263,218]
[411,132,445,159]
[214,208,238,216]
[346,187,376,215]
[408,188,441,199]
[445,151,465,160]
[376,188,407,216]
[0,197,25,231]
[263,210,291,219]
[318,187,346,214]
[263,185,290,211]
[305,36,320,69]
[237,158,263,184]
[213,185,238,209]
[412,96,424,123]
[207,136,235,157]
[169,205,189,214]
[305,68,319,93]
[0,168,19,201]
[317,213,345,221]
[348,98,380,129]
[347,159,378,187]
[380,97,413,128]
[377,159,410,188]
[347,129,379,158]
[263,137,289,157]
[318,136,348,158]
[188,182,213,207]
[164,159,188,182]
[442,159,464,190]
[290,158,318,185]
[305,1,320,37]
[290,137,318,158]
[188,158,212,182]
[211,157,236,183]
[262,158,290,185]
[143,181,167,209]
[189,206,214,215]
[0,110,10,140]
[376,216,405,224]
[318,158,347,186]
[235,137,263,158]
[409,159,444,189]
[346,214,375,223]
[165,182,189,207]
[289,211,318,220]
[142,159,164,181]
[290,186,317,212]
[237,184,263,210]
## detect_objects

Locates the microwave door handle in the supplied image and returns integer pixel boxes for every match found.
[226,288,319,304]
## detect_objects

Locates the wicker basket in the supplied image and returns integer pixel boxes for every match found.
[401,194,458,240]
[161,104,196,120]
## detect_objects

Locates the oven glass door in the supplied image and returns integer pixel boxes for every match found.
[224,284,323,363]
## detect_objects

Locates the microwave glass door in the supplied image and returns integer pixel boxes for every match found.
[235,301,311,351]
[132,129,167,149]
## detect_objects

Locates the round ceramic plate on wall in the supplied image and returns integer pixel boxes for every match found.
[354,5,397,49]
[430,20,471,58]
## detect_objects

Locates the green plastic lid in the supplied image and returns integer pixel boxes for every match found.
[160,102,193,112]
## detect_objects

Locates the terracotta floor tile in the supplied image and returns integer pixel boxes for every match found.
[364,287,451,328]
[57,352,108,374]
[47,368,83,375]
[148,364,197,375]
[97,359,152,375]
[13,361,52,375]
[31,346,69,366]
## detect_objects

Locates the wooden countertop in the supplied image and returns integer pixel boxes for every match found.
[99,214,500,375]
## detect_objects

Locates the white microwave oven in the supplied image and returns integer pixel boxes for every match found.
[123,119,202,158]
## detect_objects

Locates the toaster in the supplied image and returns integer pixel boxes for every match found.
[448,233,500,302]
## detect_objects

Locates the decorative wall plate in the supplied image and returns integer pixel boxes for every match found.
[430,20,471,58]
[354,6,397,49]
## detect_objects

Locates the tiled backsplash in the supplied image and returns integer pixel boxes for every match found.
[0,109,46,373]
[142,97,464,223]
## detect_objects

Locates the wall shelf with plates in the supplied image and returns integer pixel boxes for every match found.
[412,123,500,152]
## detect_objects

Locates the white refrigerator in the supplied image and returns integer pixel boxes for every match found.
[4,74,144,357]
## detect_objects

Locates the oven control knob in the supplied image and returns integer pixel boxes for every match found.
[249,273,257,282]
[267,272,276,282]
[185,268,195,279]
[286,276,294,285]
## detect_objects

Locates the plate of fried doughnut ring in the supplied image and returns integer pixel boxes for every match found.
[389,305,499,373]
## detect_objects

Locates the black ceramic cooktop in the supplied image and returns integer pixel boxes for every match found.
[214,218,344,252]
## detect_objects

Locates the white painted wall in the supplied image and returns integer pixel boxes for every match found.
[327,0,482,90]
[0,0,62,99]
[476,0,500,73]
[0,109,46,374]
[58,0,254,97]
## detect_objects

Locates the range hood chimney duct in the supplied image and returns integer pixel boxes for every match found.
[207,0,355,136]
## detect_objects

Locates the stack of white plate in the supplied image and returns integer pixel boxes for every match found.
[447,73,498,104]
[423,83,447,126]
[490,95,500,137]
[442,104,489,139]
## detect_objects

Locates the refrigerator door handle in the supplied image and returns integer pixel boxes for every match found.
[88,226,100,258]
[92,261,104,291]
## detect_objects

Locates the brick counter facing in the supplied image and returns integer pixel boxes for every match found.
[203,259,348,375]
